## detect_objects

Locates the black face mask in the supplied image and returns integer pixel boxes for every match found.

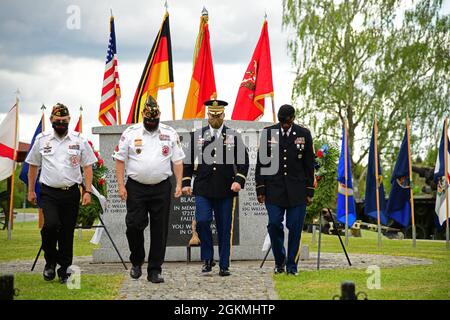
[143,117,159,132]
[52,121,69,136]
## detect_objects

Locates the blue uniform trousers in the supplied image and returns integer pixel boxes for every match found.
[265,203,307,273]
[195,196,236,269]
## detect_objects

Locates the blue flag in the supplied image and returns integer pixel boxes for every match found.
[365,125,388,225]
[337,126,357,227]
[19,118,43,206]
[386,129,411,227]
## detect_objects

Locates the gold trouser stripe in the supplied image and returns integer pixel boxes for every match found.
[294,235,303,264]
[229,196,237,264]
[236,173,246,180]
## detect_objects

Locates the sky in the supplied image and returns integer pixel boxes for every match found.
[0,0,297,146]
[1,0,449,150]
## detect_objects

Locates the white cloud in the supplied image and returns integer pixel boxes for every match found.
[0,53,295,147]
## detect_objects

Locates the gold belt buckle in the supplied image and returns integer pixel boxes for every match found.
[61,187,69,190]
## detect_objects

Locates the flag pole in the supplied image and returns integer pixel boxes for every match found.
[373,117,382,248]
[116,97,122,125]
[38,104,46,229]
[7,90,20,240]
[406,117,416,247]
[444,117,449,249]
[344,121,349,246]
[77,105,84,240]
[171,87,176,120]
[266,13,277,124]
[271,96,276,123]
[79,105,83,133]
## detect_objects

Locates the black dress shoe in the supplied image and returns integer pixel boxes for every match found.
[130,265,142,279]
[148,271,164,283]
[59,273,71,284]
[201,260,213,273]
[219,268,230,277]
[43,264,56,281]
[274,265,286,274]
[286,270,299,276]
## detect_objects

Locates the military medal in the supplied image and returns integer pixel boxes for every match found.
[294,137,305,144]
[68,144,80,150]
[197,137,205,146]
[134,138,143,155]
[159,134,170,141]
[43,141,52,154]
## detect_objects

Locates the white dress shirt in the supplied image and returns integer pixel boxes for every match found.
[209,123,224,139]
[25,130,97,188]
[113,123,185,185]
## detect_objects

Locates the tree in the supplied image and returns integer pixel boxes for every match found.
[283,0,449,183]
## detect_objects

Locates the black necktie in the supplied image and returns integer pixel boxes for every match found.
[281,129,288,143]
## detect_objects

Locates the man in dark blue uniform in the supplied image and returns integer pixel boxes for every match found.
[182,99,249,276]
[255,104,315,275]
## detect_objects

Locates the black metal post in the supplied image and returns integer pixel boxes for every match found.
[260,245,272,268]
[30,245,42,271]
[98,216,128,270]
[327,209,352,266]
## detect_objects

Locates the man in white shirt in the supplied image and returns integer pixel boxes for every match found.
[114,96,184,283]
[25,103,97,284]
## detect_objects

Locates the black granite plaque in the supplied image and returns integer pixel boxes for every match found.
[166,176,240,246]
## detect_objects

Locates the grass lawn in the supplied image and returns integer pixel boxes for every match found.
[0,220,99,262]
[14,274,124,300]
[0,218,125,300]
[275,230,450,300]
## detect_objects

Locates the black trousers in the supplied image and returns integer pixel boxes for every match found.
[39,184,80,273]
[125,178,172,273]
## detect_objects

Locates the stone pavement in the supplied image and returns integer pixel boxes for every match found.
[0,253,432,300]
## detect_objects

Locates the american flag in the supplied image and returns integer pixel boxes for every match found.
[99,15,120,126]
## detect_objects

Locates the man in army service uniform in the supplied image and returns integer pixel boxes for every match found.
[255,104,315,275]
[182,99,249,276]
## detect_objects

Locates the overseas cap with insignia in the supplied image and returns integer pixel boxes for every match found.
[205,99,227,115]
[278,104,295,121]
[51,103,70,117]
[143,96,160,118]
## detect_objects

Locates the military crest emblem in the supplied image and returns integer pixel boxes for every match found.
[162,145,170,156]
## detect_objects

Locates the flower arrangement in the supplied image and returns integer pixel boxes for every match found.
[305,141,339,223]
[76,141,108,228]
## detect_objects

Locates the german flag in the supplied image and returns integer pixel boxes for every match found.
[127,12,174,124]
[182,12,217,119]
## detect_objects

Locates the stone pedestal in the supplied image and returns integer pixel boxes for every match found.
[92,120,278,263]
